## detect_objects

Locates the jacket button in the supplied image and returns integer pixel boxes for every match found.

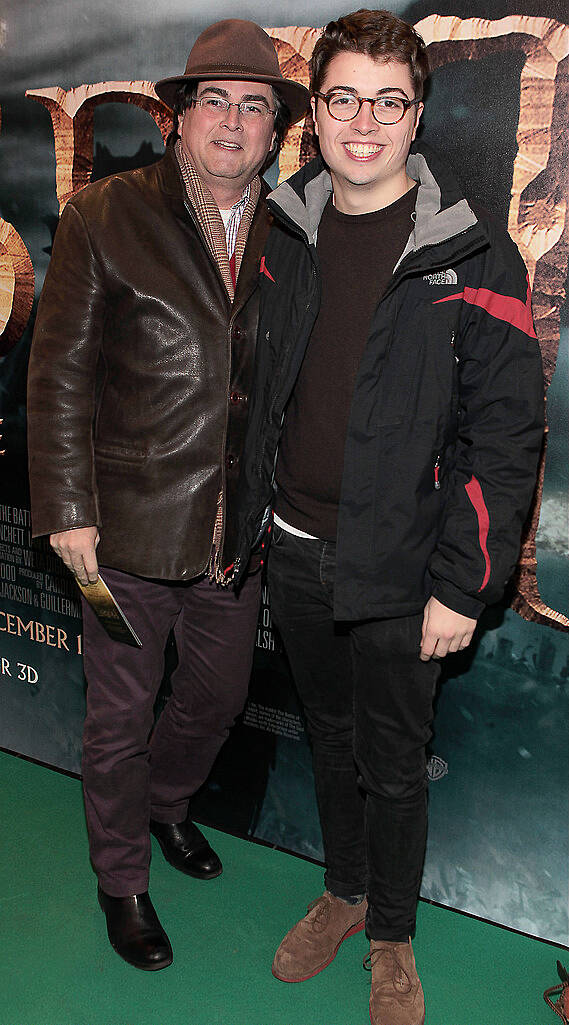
[230,391,241,404]
[225,453,236,468]
[232,325,243,341]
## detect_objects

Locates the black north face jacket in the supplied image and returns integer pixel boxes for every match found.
[234,145,544,622]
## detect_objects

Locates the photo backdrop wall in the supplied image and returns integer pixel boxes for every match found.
[0,0,567,946]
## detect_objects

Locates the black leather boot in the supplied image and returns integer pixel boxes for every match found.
[150,816,222,879]
[98,888,173,970]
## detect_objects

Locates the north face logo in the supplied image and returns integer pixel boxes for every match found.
[260,256,275,282]
[423,269,458,285]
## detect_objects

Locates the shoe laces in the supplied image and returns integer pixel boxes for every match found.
[305,893,333,931]
[544,984,569,1023]
[363,944,412,993]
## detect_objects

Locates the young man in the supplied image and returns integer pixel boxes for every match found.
[234,10,543,1023]
[27,20,308,971]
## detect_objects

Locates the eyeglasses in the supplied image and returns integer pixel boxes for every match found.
[314,91,421,125]
[191,96,275,121]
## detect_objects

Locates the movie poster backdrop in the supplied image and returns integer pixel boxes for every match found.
[0,0,567,945]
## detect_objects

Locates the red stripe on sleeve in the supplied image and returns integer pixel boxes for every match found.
[433,274,536,339]
[260,256,275,282]
[464,476,491,592]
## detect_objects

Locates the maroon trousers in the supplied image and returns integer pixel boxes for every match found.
[80,566,261,897]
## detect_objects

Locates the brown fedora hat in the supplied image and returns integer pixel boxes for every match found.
[155,18,310,124]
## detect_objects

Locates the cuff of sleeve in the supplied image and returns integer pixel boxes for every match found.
[430,579,485,620]
[30,499,100,540]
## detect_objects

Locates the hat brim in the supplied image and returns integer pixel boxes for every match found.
[154,72,310,124]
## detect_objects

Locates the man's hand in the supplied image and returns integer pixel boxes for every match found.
[420,596,476,661]
[50,525,100,586]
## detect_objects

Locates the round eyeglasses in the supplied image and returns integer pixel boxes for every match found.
[314,91,421,125]
[191,96,275,121]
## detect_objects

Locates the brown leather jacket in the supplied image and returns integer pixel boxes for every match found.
[27,145,271,580]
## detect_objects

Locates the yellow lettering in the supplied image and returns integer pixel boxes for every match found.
[25,83,172,213]
[0,108,34,359]
[18,618,34,639]
[57,629,69,651]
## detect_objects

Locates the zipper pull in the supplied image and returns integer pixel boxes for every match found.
[434,456,441,490]
[450,331,459,363]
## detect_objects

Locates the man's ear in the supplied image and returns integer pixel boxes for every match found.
[310,95,319,137]
[412,102,424,141]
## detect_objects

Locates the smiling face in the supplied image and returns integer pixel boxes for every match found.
[312,52,423,214]
[178,79,277,208]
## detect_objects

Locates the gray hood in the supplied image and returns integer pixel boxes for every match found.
[268,146,480,262]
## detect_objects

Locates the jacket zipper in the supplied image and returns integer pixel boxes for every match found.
[248,254,319,553]
[259,258,319,469]
[432,330,458,493]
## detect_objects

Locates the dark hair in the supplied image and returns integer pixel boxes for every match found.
[310,9,429,100]
[166,82,198,146]
[166,81,291,170]
[268,89,291,167]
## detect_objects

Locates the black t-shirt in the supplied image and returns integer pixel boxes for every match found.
[275,184,417,540]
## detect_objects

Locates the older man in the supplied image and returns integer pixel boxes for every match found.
[27,19,308,970]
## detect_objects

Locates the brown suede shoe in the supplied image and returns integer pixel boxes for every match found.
[272,891,367,982]
[365,939,425,1025]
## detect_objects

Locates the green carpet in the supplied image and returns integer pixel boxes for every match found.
[0,749,565,1025]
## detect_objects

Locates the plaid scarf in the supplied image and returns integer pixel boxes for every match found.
[174,141,261,581]
[175,140,260,301]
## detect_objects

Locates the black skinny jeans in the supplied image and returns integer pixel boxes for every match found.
[268,526,440,941]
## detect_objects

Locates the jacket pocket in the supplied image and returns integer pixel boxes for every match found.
[271,522,287,547]
[95,445,147,464]
[371,317,457,428]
